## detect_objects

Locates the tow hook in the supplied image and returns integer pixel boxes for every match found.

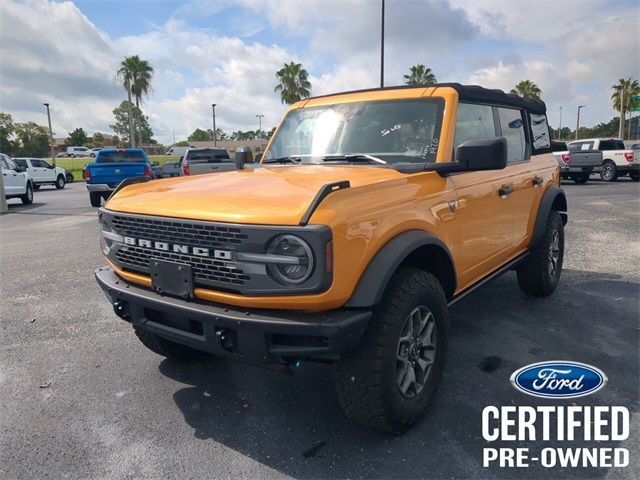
[113,301,130,321]
[215,328,237,353]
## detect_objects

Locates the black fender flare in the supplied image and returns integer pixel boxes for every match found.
[345,230,455,308]
[530,186,567,248]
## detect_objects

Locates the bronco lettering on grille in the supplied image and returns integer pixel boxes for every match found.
[122,236,232,259]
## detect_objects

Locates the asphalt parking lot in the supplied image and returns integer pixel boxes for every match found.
[1,178,638,479]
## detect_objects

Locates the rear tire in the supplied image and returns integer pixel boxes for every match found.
[55,174,65,189]
[134,326,210,361]
[21,182,34,204]
[570,172,590,184]
[335,267,448,434]
[517,210,564,297]
[66,172,74,183]
[600,161,618,182]
[89,191,102,207]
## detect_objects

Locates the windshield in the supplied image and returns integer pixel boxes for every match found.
[186,149,232,164]
[97,151,147,163]
[264,98,444,166]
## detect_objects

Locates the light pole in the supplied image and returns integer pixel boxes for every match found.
[380,0,385,88]
[43,103,55,166]
[558,106,563,140]
[256,114,264,136]
[211,103,217,147]
[575,105,585,140]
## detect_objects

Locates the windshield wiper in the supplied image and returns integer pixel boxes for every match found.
[321,154,387,165]
[262,156,302,164]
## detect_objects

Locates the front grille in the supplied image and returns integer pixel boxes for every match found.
[111,215,248,248]
[110,214,251,287]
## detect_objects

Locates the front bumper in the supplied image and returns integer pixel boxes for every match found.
[96,267,371,364]
[87,183,115,192]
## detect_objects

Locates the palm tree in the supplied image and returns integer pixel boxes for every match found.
[115,55,154,147]
[510,80,542,100]
[274,62,311,104]
[403,64,437,87]
[611,78,639,140]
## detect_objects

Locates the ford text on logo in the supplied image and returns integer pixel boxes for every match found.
[122,236,232,260]
[510,361,607,399]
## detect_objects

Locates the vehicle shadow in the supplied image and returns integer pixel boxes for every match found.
[160,269,639,479]
[6,202,47,212]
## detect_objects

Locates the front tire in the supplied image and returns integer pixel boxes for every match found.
[55,174,65,189]
[517,210,564,297]
[66,172,74,183]
[335,267,448,434]
[570,172,590,184]
[134,326,210,361]
[600,161,618,182]
[21,182,34,204]
[89,191,102,207]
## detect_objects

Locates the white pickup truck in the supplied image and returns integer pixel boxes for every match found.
[13,158,66,189]
[567,138,638,182]
[1,153,34,204]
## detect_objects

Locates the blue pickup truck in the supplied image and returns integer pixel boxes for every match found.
[82,148,152,207]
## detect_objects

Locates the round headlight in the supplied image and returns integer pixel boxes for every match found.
[266,235,314,285]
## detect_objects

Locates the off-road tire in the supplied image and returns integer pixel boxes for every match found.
[89,191,102,207]
[55,174,65,189]
[570,172,590,184]
[133,326,210,361]
[335,267,448,434]
[517,210,564,297]
[21,182,33,205]
[630,171,639,182]
[600,161,618,182]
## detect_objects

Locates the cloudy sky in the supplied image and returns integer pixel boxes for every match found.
[1,0,638,144]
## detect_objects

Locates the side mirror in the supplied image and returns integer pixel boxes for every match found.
[455,137,507,171]
[235,146,253,170]
[254,152,263,163]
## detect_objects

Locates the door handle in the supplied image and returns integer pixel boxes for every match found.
[532,176,543,186]
[498,186,514,197]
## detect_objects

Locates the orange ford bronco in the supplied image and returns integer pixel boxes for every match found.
[96,83,567,433]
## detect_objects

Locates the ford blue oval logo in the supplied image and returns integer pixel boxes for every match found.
[510,361,607,399]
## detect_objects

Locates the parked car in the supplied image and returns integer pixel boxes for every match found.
[13,158,66,190]
[95,83,567,433]
[89,148,103,157]
[67,146,91,157]
[1,153,34,204]
[165,146,190,156]
[82,148,152,207]
[567,138,638,182]
[56,152,68,158]
[550,141,602,184]
[161,160,181,177]
[178,147,234,176]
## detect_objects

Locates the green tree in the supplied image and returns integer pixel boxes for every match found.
[188,128,211,142]
[207,128,229,141]
[115,56,154,147]
[510,80,542,100]
[274,62,311,104]
[0,112,17,155]
[403,64,437,86]
[92,132,104,146]
[14,122,50,157]
[174,140,190,147]
[110,101,153,145]
[67,127,88,146]
[611,78,639,139]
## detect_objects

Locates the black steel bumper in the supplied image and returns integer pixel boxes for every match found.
[95,267,371,365]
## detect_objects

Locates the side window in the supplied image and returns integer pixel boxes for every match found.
[31,159,43,168]
[454,103,496,148]
[14,159,28,168]
[497,107,526,163]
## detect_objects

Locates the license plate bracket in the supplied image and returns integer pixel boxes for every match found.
[150,260,194,299]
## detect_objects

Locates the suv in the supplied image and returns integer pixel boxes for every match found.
[567,138,638,182]
[1,153,34,204]
[178,147,234,176]
[13,158,67,190]
[94,84,567,433]
[67,146,90,158]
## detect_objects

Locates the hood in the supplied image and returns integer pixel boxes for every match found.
[104,165,407,225]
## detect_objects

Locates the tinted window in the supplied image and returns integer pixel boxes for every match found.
[599,140,624,150]
[498,107,526,163]
[454,103,496,148]
[97,151,147,163]
[32,159,46,167]
[550,142,567,152]
[569,142,594,151]
[186,149,232,164]
[14,159,28,167]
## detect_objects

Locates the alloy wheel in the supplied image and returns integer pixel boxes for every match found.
[548,229,560,276]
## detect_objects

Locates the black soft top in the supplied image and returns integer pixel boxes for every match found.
[435,83,547,114]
